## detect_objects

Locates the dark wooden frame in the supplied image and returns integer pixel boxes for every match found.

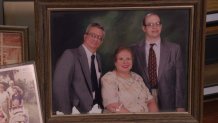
[35,0,205,123]
[0,0,3,24]
[0,25,29,65]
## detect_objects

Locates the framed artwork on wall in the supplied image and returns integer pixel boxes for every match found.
[0,62,43,123]
[35,0,205,123]
[0,25,29,66]
[3,0,35,60]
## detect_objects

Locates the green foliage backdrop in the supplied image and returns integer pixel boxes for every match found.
[51,8,189,74]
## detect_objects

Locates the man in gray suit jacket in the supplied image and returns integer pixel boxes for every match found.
[131,13,186,112]
[52,23,105,114]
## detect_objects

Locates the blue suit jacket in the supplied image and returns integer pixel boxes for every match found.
[131,40,187,111]
[52,45,102,114]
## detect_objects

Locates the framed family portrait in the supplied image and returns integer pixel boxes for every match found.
[0,62,43,123]
[0,25,29,66]
[35,0,205,123]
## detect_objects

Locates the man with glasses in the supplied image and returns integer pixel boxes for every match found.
[53,22,105,114]
[131,13,186,112]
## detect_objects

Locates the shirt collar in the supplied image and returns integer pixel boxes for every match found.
[82,44,96,58]
[146,39,161,47]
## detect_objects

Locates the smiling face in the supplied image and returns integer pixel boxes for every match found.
[83,26,104,53]
[114,49,133,74]
[142,14,162,42]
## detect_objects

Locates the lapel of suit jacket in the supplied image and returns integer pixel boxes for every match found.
[137,42,149,80]
[77,46,92,94]
[158,40,170,81]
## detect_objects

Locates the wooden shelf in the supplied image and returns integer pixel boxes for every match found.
[207,0,218,13]
[206,26,218,36]
[203,99,218,123]
[205,63,218,86]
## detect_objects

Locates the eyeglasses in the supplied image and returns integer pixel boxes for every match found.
[145,22,161,27]
[86,32,103,41]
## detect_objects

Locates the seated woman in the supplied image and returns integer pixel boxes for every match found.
[101,46,158,113]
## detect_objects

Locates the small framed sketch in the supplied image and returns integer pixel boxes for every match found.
[0,25,29,66]
[0,62,43,123]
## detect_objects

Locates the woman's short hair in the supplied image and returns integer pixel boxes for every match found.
[113,46,134,62]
